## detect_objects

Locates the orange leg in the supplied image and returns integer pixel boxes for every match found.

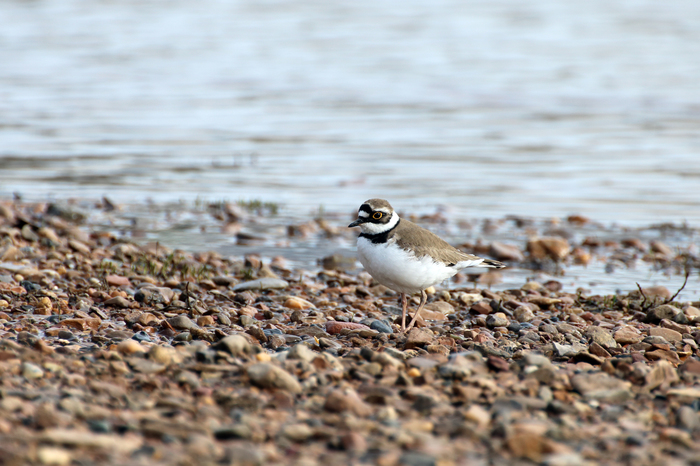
[405,290,427,331]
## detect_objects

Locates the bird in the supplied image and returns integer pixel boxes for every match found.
[348,199,505,332]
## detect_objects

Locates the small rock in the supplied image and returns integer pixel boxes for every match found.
[213,335,251,357]
[486,312,509,328]
[233,278,289,291]
[324,388,372,417]
[572,372,632,402]
[404,328,433,350]
[117,339,146,355]
[282,423,313,442]
[513,306,535,323]
[22,362,44,379]
[148,346,173,365]
[646,304,680,324]
[370,320,393,334]
[489,242,525,262]
[105,275,130,287]
[104,296,130,308]
[645,360,680,390]
[37,446,71,466]
[649,327,682,343]
[527,237,570,261]
[585,327,617,349]
[423,301,455,314]
[677,405,700,432]
[470,300,493,315]
[247,363,301,393]
[325,321,370,335]
[167,315,197,330]
[284,296,315,310]
[642,285,672,300]
[288,343,316,362]
[614,327,642,345]
[197,315,215,327]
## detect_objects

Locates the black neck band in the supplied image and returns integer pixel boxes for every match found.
[359,218,400,244]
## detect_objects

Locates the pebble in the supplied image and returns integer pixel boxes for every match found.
[167,315,197,330]
[284,296,315,310]
[247,363,302,393]
[22,362,44,379]
[646,304,680,323]
[370,320,393,334]
[0,199,697,466]
[404,328,433,350]
[37,447,72,466]
[117,339,146,355]
[232,278,289,291]
[486,312,509,328]
[213,334,251,357]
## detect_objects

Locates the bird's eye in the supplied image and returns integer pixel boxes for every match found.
[372,212,383,220]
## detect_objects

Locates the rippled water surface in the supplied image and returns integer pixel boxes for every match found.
[2,0,700,224]
[1,0,700,296]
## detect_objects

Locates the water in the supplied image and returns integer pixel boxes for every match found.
[1,0,699,298]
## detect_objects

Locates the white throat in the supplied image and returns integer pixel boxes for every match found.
[359,212,400,235]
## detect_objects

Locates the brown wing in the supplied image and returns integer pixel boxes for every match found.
[395,220,497,266]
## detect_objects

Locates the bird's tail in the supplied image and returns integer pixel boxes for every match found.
[482,258,506,269]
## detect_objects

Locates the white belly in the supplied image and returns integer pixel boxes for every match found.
[357,237,462,294]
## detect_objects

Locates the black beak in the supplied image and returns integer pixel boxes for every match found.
[348,218,366,228]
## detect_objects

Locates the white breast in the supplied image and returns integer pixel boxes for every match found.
[357,237,464,294]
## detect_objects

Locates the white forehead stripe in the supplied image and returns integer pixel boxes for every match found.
[358,211,369,218]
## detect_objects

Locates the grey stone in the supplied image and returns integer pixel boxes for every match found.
[370,320,393,334]
[233,278,289,291]
[213,335,251,357]
[167,315,197,330]
[247,363,302,393]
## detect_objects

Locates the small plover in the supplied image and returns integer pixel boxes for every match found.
[349,199,505,331]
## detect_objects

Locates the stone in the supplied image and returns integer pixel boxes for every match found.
[470,300,494,315]
[369,320,393,334]
[167,315,197,330]
[649,327,682,343]
[677,405,700,431]
[232,278,289,291]
[105,275,130,287]
[197,315,215,327]
[424,301,455,314]
[323,388,372,417]
[489,242,525,262]
[22,362,44,379]
[247,363,302,393]
[404,328,433,350]
[584,327,617,349]
[37,447,71,466]
[284,296,315,310]
[213,335,251,357]
[645,360,680,390]
[646,304,680,324]
[527,237,570,261]
[103,296,130,308]
[513,306,535,323]
[642,285,672,300]
[571,372,632,402]
[614,327,642,345]
[117,339,145,355]
[486,312,509,328]
[287,343,316,362]
[281,423,313,442]
[325,321,370,334]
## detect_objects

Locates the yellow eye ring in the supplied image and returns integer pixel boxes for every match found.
[372,212,383,220]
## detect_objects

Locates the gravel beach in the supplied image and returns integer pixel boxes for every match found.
[1,199,699,466]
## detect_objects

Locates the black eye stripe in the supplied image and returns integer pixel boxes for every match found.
[359,204,372,214]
